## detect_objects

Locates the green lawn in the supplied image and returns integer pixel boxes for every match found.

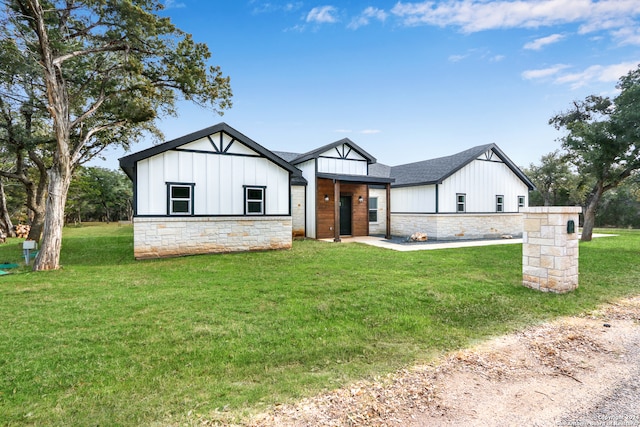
[1,225,639,426]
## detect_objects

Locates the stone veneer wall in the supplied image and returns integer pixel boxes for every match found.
[291,186,306,238]
[390,213,523,240]
[368,188,388,236]
[133,216,292,259]
[522,207,581,293]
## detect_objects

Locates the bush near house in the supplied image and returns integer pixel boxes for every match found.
[0,224,639,426]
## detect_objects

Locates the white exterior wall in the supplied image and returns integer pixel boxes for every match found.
[133,216,292,259]
[391,185,437,213]
[368,188,388,235]
[296,160,317,238]
[135,133,291,216]
[291,185,306,237]
[316,144,368,176]
[317,157,367,175]
[438,159,529,213]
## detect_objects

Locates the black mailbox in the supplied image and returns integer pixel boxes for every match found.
[567,220,575,234]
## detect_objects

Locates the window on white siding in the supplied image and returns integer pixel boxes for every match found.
[456,194,466,213]
[168,183,194,215]
[496,195,504,212]
[245,186,265,215]
[369,197,378,222]
[518,196,525,209]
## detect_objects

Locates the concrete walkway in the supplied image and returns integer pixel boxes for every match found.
[320,236,523,251]
[320,233,616,252]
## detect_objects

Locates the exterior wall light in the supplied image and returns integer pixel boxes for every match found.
[324,194,329,202]
[358,195,363,203]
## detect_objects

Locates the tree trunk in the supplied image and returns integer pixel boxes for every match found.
[581,184,604,242]
[33,166,71,270]
[27,208,45,242]
[29,0,73,270]
[0,180,15,237]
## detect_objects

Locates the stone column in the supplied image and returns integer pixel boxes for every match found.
[522,207,582,293]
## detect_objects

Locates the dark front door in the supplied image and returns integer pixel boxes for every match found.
[339,196,352,235]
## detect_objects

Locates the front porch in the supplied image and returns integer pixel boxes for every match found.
[315,174,392,241]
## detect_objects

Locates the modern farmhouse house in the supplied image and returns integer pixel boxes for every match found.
[119,123,303,259]
[376,144,535,240]
[120,122,534,258]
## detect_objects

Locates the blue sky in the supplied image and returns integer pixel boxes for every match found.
[95,0,640,171]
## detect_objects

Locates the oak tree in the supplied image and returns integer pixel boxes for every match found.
[1,0,232,269]
[550,65,640,241]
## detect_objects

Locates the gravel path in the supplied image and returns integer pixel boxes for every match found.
[557,331,640,427]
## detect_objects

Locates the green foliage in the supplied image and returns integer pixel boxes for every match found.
[0,225,639,425]
[549,64,640,240]
[66,166,132,222]
[595,173,640,228]
[525,150,587,206]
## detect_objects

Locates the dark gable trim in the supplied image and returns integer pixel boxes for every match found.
[173,147,261,158]
[119,122,301,179]
[487,145,536,191]
[290,138,377,165]
[390,144,535,191]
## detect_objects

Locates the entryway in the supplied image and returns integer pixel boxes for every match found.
[339,196,352,235]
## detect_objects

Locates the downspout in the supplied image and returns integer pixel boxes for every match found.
[435,184,439,214]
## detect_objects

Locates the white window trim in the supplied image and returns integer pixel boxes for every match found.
[167,183,194,215]
[369,197,378,223]
[244,186,266,215]
[456,193,466,213]
[496,195,504,213]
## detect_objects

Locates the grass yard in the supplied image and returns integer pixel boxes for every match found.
[1,225,639,426]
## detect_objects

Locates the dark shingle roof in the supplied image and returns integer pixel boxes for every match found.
[368,162,392,178]
[390,143,534,190]
[272,151,301,163]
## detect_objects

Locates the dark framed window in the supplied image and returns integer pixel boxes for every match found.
[167,183,194,215]
[244,186,265,215]
[369,197,378,222]
[456,193,466,212]
[496,195,504,212]
[518,195,525,209]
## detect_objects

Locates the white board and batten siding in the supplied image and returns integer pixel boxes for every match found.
[391,185,437,213]
[391,155,529,214]
[439,157,529,213]
[296,159,317,238]
[135,132,291,216]
[317,144,368,176]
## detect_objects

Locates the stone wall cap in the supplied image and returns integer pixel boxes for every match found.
[521,207,582,214]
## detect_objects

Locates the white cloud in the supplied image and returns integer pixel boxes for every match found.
[163,0,185,9]
[523,61,639,89]
[348,7,388,30]
[251,2,303,14]
[448,54,468,62]
[524,33,565,50]
[611,27,640,46]
[391,0,640,34]
[306,6,339,24]
[522,64,570,80]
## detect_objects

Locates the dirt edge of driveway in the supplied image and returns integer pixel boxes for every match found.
[247,296,640,427]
